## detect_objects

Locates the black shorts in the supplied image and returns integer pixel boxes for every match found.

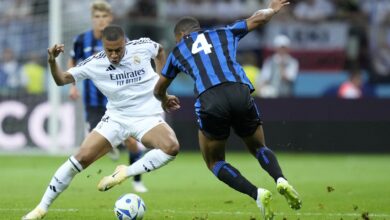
[195,82,263,140]
[86,106,106,132]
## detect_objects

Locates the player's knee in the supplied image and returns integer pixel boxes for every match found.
[74,152,93,169]
[162,137,180,156]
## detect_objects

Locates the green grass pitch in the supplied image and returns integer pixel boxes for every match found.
[1,152,389,220]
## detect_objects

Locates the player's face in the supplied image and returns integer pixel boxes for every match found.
[92,10,113,32]
[276,46,289,55]
[103,37,126,65]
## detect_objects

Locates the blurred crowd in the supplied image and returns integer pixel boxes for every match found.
[1,0,390,98]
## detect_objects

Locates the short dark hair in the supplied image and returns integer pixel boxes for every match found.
[174,17,201,35]
[102,25,125,41]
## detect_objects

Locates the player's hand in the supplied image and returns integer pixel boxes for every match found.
[269,0,290,13]
[162,95,180,113]
[47,44,64,62]
[69,85,80,100]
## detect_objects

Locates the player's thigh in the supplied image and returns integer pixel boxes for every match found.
[141,122,179,155]
[81,114,127,165]
[230,87,263,139]
[195,89,231,140]
[75,131,112,168]
[124,137,139,153]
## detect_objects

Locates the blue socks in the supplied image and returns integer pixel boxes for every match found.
[256,147,284,182]
[212,161,258,200]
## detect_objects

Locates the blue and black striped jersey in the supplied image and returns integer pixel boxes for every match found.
[161,20,254,97]
[71,30,107,108]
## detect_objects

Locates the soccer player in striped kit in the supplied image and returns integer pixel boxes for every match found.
[68,0,148,193]
[154,0,301,219]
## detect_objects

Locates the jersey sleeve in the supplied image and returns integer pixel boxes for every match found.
[67,61,90,82]
[161,52,180,79]
[142,38,160,58]
[226,20,249,40]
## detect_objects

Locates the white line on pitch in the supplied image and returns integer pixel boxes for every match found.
[0,208,79,212]
[2,208,389,218]
[154,209,390,217]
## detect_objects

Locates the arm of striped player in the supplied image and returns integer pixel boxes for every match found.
[47,44,76,86]
[246,0,290,31]
[154,76,180,113]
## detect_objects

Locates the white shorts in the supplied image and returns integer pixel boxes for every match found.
[93,113,165,148]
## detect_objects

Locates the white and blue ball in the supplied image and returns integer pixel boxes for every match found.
[114,193,146,220]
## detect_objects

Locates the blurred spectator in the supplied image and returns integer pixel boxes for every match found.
[161,0,262,23]
[333,0,361,19]
[0,66,7,89]
[257,35,299,98]
[0,48,22,90]
[336,1,370,70]
[31,0,48,16]
[107,0,135,21]
[20,0,48,59]
[20,53,46,95]
[360,0,390,25]
[361,0,390,83]
[338,68,363,99]
[371,38,390,83]
[215,0,245,21]
[293,0,335,22]
[130,0,157,18]
[0,0,32,56]
[162,0,189,19]
[126,0,166,43]
[2,0,31,20]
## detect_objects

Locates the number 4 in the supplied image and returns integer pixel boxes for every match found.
[191,34,213,54]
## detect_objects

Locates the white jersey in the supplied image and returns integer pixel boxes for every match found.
[68,38,163,118]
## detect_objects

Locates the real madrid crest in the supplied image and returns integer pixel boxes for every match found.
[132,56,141,65]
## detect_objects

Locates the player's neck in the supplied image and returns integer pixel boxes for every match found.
[93,29,102,39]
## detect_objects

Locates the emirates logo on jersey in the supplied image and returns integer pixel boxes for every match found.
[110,69,146,86]
[109,69,145,80]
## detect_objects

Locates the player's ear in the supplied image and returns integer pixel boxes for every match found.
[175,32,185,43]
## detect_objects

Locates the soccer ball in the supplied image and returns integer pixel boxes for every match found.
[114,193,146,220]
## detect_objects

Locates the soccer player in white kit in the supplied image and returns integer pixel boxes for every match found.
[22,25,180,220]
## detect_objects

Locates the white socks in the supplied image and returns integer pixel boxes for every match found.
[126,149,175,176]
[38,156,83,211]
[36,150,174,211]
[276,177,288,185]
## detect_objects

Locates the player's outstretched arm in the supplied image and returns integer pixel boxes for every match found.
[246,0,290,31]
[47,44,75,86]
